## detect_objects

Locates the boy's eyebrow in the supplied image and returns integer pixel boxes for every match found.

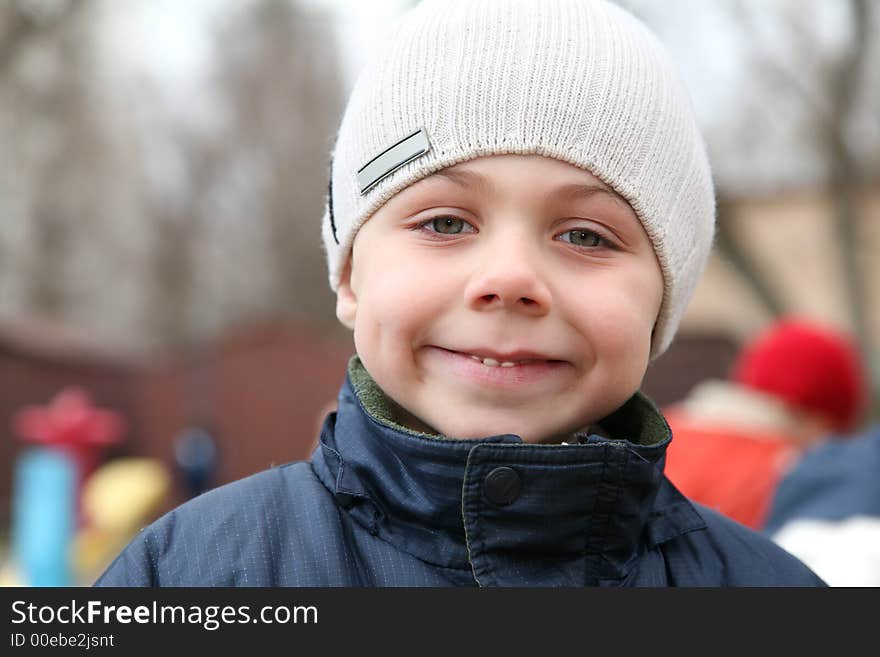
[430,167,494,194]
[429,167,631,210]
[551,182,632,210]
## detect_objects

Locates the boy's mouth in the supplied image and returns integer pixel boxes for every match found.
[466,355,533,368]
[437,347,565,368]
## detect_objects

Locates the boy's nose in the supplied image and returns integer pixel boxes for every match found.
[464,243,551,317]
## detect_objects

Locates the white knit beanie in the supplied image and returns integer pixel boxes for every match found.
[322,0,715,359]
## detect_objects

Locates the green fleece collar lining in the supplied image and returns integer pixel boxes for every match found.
[346,355,669,447]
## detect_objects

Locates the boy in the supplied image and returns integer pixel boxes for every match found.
[96,0,824,586]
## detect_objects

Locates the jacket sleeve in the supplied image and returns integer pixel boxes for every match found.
[92,465,315,587]
[694,504,828,587]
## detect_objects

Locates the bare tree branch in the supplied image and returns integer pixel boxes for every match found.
[713,197,785,317]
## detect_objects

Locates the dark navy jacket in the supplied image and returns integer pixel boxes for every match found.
[95,359,824,587]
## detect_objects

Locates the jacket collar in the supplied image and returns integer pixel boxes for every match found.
[311,357,705,583]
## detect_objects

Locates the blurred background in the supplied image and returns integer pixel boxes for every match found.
[1,0,878,585]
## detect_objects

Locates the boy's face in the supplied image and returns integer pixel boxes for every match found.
[337,154,663,444]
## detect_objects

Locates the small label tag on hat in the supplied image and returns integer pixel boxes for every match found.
[357,128,430,194]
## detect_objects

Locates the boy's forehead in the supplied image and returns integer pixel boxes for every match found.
[412,157,633,210]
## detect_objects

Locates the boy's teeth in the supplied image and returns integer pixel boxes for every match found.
[467,354,526,367]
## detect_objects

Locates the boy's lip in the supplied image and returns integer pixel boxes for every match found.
[435,346,566,365]
[425,346,570,388]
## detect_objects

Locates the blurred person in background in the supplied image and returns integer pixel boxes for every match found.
[762,422,880,586]
[663,317,869,530]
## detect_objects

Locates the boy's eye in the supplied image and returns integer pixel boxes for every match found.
[560,229,604,248]
[429,217,468,234]
[410,215,475,239]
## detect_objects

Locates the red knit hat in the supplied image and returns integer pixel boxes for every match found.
[731,317,869,432]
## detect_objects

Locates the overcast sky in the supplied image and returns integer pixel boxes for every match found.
[99,0,410,91]
[98,0,742,133]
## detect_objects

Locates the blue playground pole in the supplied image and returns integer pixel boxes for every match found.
[11,448,76,586]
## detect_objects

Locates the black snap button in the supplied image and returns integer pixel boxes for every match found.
[483,466,521,506]
[336,492,355,508]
